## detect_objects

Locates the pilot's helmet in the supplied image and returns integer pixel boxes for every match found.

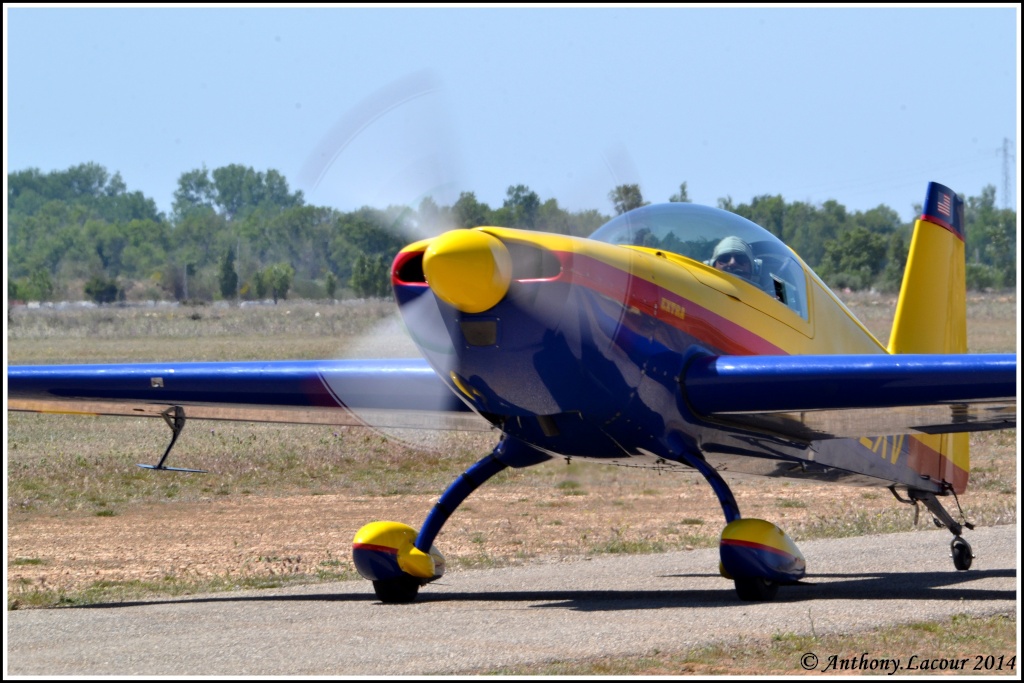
[711,236,754,271]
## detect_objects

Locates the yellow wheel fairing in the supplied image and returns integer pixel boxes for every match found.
[352,521,445,582]
[399,545,442,579]
[720,518,806,583]
[353,520,417,550]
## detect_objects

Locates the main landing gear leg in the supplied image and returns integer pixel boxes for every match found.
[901,488,975,571]
[677,451,805,601]
[353,436,551,603]
[677,451,741,524]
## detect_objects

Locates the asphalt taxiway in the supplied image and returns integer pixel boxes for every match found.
[6,524,1017,675]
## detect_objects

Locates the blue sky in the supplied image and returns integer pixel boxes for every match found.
[5,5,1020,224]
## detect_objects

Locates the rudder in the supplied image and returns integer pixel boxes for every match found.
[888,182,969,493]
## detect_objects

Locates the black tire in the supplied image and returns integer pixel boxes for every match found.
[951,537,973,571]
[373,576,421,603]
[734,576,779,602]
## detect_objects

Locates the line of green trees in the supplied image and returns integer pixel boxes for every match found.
[7,163,1016,305]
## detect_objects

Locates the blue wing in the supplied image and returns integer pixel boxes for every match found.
[11,354,1015,439]
[7,359,491,432]
[683,353,1017,440]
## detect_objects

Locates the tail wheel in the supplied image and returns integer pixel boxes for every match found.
[951,537,973,571]
[372,576,421,604]
[734,576,779,602]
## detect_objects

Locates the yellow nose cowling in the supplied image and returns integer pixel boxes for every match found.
[422,229,512,313]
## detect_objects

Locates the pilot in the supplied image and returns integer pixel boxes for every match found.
[710,236,756,281]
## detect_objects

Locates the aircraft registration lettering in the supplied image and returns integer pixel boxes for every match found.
[859,434,906,465]
[660,297,685,321]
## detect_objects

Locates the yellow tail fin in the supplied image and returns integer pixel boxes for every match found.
[889,182,969,492]
[889,182,967,355]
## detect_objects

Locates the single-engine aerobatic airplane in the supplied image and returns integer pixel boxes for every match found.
[7,182,1017,603]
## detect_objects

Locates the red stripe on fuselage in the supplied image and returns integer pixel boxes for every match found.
[352,543,399,555]
[907,437,969,494]
[394,244,784,355]
[720,538,793,558]
[558,252,786,356]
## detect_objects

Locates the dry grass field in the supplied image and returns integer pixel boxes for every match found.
[6,290,1018,673]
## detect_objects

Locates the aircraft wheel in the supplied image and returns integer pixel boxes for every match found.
[951,537,973,571]
[372,576,421,604]
[734,576,779,601]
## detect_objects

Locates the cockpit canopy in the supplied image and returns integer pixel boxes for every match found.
[590,203,809,319]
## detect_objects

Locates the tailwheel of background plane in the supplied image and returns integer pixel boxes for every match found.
[733,576,779,602]
[951,537,973,571]
[372,575,422,604]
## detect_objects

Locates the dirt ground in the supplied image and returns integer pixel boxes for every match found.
[8,465,1016,606]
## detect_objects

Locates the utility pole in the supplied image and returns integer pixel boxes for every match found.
[1002,137,1016,211]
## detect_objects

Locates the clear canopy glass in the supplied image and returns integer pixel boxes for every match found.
[590,203,809,319]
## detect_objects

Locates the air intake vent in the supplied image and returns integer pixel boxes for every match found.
[505,242,563,281]
[392,250,426,284]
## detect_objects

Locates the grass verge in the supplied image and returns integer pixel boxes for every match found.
[476,612,1018,675]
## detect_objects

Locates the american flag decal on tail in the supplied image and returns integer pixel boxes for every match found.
[922,181,965,241]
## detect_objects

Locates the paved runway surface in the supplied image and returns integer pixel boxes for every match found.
[6,524,1017,676]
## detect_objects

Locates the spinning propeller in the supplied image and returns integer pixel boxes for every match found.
[295,69,644,452]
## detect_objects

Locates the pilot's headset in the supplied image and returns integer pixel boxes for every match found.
[706,236,762,277]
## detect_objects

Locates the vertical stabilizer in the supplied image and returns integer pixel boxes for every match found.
[889,182,967,355]
[889,182,969,493]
